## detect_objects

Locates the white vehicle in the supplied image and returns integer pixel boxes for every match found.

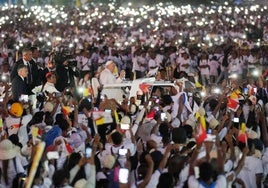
[101,77,194,102]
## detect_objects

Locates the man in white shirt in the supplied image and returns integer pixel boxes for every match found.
[237,140,263,188]
[79,50,92,76]
[148,52,157,71]
[133,50,147,79]
[176,52,191,74]
[99,61,125,85]
[228,51,242,79]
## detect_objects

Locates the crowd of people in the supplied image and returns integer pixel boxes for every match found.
[0,1,268,188]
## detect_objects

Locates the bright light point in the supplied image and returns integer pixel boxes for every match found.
[200,91,206,97]
[1,75,6,81]
[213,88,221,94]
[78,87,84,94]
[252,69,259,77]
[197,7,203,13]
[55,37,61,41]
[229,73,238,79]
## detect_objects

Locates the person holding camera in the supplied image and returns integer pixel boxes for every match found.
[55,59,80,92]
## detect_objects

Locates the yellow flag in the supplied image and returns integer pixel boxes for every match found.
[0,118,3,128]
[240,122,246,133]
[200,116,206,130]
[195,81,202,88]
[32,127,39,138]
[95,118,105,126]
[195,112,200,120]
[230,89,241,99]
[114,110,119,124]
[83,88,89,97]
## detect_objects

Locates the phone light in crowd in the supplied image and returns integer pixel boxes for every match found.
[213,87,221,94]
[120,123,130,130]
[77,87,84,94]
[119,168,129,184]
[229,73,238,79]
[1,75,7,81]
[85,147,92,158]
[200,91,206,97]
[119,148,128,156]
[252,69,259,77]
[55,37,62,41]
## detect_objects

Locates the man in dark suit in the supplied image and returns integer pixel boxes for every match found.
[12,64,28,101]
[30,46,42,87]
[10,47,34,94]
[55,60,80,92]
